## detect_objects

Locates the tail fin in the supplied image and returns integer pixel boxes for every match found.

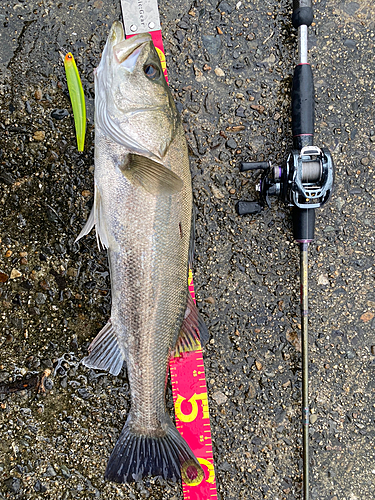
[105,416,204,484]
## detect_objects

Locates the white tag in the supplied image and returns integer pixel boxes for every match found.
[121,0,161,36]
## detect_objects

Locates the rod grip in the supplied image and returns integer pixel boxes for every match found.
[292,0,313,28]
[293,207,315,242]
[292,63,314,149]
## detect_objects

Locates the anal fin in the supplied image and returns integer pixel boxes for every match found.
[82,320,124,376]
[172,292,209,357]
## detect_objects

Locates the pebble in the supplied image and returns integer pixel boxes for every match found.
[174,30,184,44]
[285,330,301,352]
[39,280,49,290]
[235,106,246,117]
[25,101,32,114]
[335,197,345,210]
[262,53,276,64]
[34,480,47,492]
[178,20,189,30]
[214,67,225,77]
[0,271,9,283]
[360,311,374,323]
[33,130,45,141]
[310,414,318,424]
[226,138,237,149]
[10,269,22,279]
[35,292,47,305]
[344,39,356,49]
[210,185,225,200]
[219,151,229,161]
[187,103,200,114]
[202,35,221,55]
[345,348,356,360]
[246,381,256,399]
[5,477,21,493]
[51,108,69,120]
[218,1,233,14]
[205,296,215,304]
[250,104,265,114]
[45,465,57,477]
[212,390,227,405]
[44,378,54,390]
[255,360,263,371]
[218,461,233,472]
[60,465,71,479]
[318,274,329,285]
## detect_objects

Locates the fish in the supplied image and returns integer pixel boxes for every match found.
[75,21,208,484]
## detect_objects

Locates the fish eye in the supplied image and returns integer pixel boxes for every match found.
[144,64,160,80]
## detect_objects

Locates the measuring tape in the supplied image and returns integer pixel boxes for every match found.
[121,2,218,497]
[170,271,218,499]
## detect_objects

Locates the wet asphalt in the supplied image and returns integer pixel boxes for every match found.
[0,0,374,499]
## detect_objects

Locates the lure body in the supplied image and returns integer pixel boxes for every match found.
[63,52,86,151]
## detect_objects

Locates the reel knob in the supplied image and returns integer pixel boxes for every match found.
[235,201,263,216]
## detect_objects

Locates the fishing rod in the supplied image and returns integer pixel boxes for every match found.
[236,1,334,499]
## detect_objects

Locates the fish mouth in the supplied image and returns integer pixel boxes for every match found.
[108,21,152,68]
[113,34,152,65]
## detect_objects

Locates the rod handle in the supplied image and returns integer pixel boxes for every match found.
[292,0,314,28]
[293,207,315,242]
[292,64,314,150]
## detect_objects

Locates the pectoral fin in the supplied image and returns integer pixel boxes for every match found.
[75,203,95,241]
[75,183,110,250]
[120,154,183,195]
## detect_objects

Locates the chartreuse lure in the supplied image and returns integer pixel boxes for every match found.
[62,51,86,151]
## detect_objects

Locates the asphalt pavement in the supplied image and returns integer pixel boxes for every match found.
[0,0,374,499]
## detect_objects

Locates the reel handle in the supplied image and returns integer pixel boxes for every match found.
[240,161,269,172]
[235,201,263,216]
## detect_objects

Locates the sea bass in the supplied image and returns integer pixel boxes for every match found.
[76,22,207,484]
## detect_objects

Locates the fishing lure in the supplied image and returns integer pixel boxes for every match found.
[61,51,86,152]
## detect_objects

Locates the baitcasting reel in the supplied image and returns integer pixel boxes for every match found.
[236,145,334,238]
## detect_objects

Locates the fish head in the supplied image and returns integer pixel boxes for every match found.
[95,21,179,159]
